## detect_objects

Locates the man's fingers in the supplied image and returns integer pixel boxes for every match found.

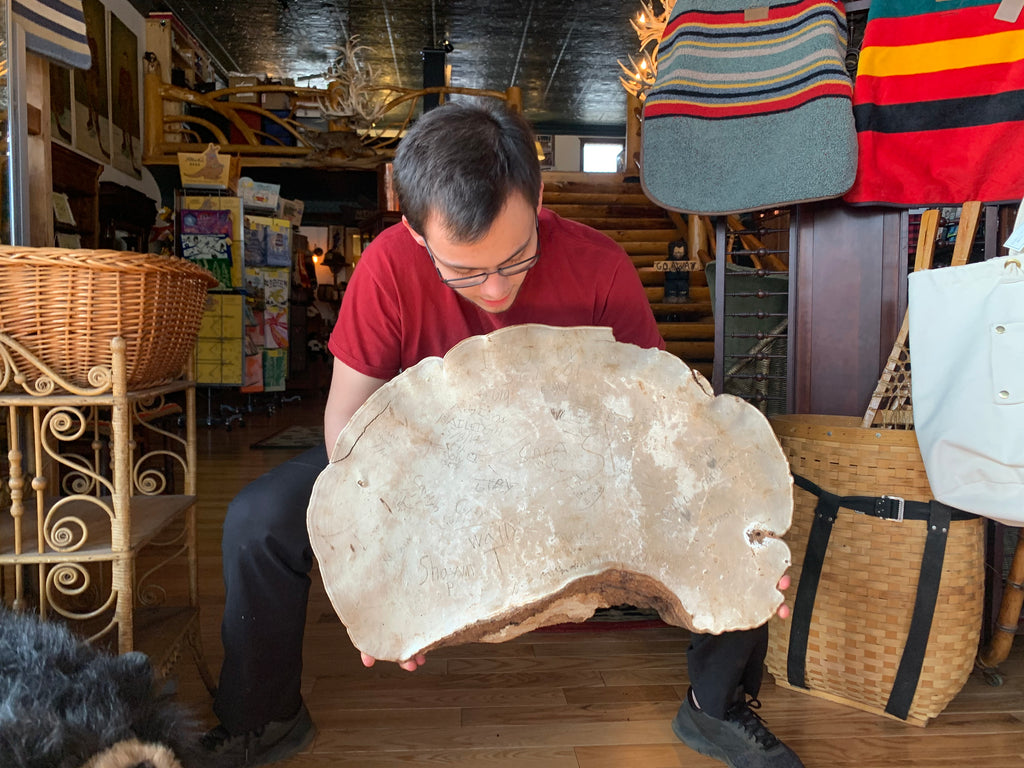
[361,651,426,671]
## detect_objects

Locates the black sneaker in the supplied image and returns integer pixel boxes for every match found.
[671,690,804,768]
[200,703,316,767]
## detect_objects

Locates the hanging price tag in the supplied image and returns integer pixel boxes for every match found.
[995,0,1023,23]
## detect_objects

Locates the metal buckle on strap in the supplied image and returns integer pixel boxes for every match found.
[880,495,905,522]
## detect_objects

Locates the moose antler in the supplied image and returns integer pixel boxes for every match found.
[316,36,388,129]
[619,0,676,101]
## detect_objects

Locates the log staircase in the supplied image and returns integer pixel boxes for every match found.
[542,171,714,379]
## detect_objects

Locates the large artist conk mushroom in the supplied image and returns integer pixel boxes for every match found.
[308,325,793,662]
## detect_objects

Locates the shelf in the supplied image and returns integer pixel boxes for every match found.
[0,378,195,407]
[0,494,197,562]
[2,338,210,682]
[51,143,101,249]
[134,604,202,678]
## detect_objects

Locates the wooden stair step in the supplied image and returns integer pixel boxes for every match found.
[637,270,708,285]
[621,242,680,256]
[637,271,711,297]
[541,171,638,192]
[654,351,713,376]
[543,191,654,206]
[639,276,712,298]
[599,229,679,242]
[665,340,716,360]
[544,203,666,220]
[657,322,715,341]
[562,217,671,230]
[689,360,714,378]
[638,271,664,286]
[648,301,713,318]
[646,286,710,303]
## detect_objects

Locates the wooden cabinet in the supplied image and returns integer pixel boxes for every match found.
[50,144,158,253]
[99,181,156,252]
[51,143,100,248]
[0,334,213,688]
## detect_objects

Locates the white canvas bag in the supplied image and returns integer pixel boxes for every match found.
[909,255,1024,526]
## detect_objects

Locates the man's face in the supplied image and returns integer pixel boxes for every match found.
[405,193,543,314]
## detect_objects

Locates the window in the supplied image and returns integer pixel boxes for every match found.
[581,140,624,173]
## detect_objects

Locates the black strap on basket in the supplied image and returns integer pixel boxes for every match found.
[786,473,975,720]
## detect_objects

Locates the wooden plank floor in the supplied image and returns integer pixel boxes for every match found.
[174,393,1024,767]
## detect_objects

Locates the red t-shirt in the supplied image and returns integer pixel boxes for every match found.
[329,208,664,379]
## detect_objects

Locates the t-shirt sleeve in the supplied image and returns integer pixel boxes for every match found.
[327,250,404,380]
[599,257,666,351]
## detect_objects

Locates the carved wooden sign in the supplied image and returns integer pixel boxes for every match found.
[307,325,793,662]
[652,260,702,272]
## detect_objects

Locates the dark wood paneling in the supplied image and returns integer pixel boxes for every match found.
[791,201,907,416]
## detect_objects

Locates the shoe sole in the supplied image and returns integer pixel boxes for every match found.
[671,711,729,766]
[251,714,318,767]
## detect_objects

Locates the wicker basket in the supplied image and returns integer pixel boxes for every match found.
[766,414,984,726]
[0,246,218,390]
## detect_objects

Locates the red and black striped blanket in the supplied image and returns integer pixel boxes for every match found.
[844,0,1024,206]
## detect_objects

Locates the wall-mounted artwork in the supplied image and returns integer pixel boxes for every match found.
[49,62,73,144]
[73,0,110,163]
[110,10,140,176]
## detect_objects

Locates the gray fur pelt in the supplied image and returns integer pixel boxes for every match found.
[0,608,201,768]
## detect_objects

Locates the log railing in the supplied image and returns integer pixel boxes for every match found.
[142,57,521,169]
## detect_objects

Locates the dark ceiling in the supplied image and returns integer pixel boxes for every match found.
[130,0,642,134]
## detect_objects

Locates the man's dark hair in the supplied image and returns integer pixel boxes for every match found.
[393,101,542,243]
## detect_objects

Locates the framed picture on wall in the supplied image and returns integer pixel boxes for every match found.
[110,11,141,177]
[74,0,111,163]
[49,62,73,145]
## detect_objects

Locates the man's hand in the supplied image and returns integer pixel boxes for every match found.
[776,573,792,620]
[361,651,427,671]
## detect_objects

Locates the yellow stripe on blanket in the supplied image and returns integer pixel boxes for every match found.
[858,29,1024,77]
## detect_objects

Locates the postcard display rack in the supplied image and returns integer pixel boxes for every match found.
[176,161,295,399]
[0,334,215,691]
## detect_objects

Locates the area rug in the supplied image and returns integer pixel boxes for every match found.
[250,424,324,450]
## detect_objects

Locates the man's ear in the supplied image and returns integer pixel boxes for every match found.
[536,182,544,215]
[402,215,427,247]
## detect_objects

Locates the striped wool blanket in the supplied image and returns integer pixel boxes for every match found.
[641,0,857,215]
[844,0,1024,206]
[13,0,91,70]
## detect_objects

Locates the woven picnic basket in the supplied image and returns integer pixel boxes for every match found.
[0,246,217,390]
[765,414,984,725]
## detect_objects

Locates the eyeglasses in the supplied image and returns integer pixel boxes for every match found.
[423,220,540,288]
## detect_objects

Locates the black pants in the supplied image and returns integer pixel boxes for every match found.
[688,623,769,719]
[213,445,326,734]
[213,446,769,732]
